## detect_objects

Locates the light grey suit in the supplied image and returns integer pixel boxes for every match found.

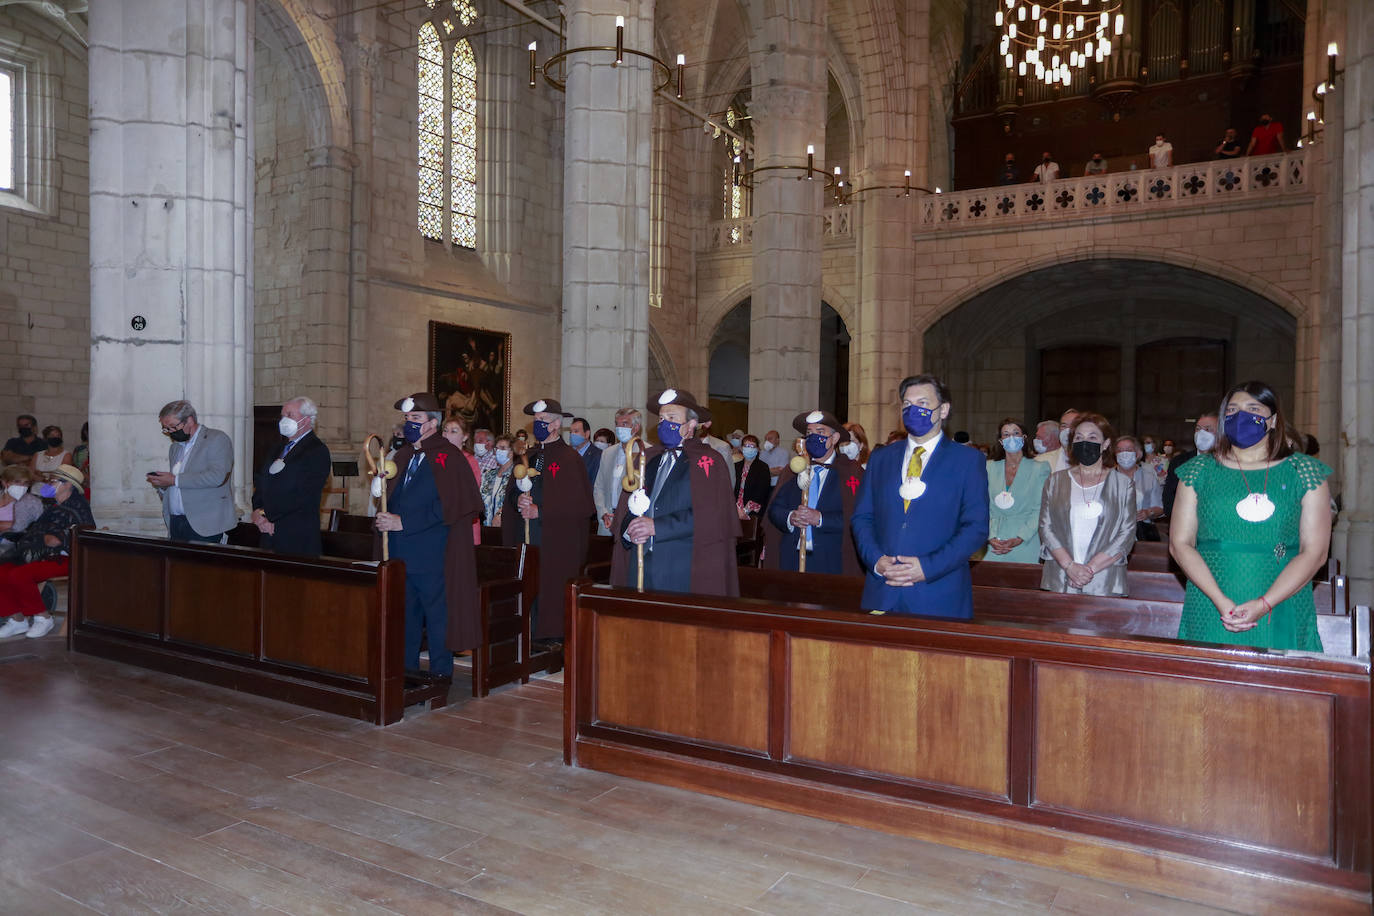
[593,443,628,535]
[1038,467,1137,596]
[160,425,236,538]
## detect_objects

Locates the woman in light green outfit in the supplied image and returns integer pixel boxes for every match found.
[1170,381,1333,651]
[983,418,1051,563]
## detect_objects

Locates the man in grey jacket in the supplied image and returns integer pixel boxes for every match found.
[147,400,236,543]
[593,407,642,535]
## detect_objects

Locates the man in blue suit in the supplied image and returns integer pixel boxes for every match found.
[851,374,990,618]
[766,409,865,576]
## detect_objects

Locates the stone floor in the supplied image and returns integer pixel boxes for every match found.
[0,633,1237,915]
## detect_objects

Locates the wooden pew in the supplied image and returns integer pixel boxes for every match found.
[565,580,1372,913]
[472,543,562,697]
[68,529,446,725]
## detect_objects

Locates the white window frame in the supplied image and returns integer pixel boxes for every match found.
[0,28,56,216]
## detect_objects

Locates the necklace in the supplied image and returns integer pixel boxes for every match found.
[1071,467,1105,519]
[1235,458,1275,523]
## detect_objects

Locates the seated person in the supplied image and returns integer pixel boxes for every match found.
[30,426,73,479]
[1,415,44,466]
[0,466,44,557]
[0,465,93,639]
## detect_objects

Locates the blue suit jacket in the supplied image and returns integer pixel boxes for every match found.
[767,462,849,574]
[850,437,990,618]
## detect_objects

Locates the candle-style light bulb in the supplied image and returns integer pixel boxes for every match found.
[676,54,685,98]
[528,41,537,87]
[904,169,911,196]
[615,15,624,64]
[1327,42,1338,57]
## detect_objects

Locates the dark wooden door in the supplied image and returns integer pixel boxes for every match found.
[1039,345,1122,425]
[1134,338,1228,446]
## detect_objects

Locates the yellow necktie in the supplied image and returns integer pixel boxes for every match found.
[903,446,925,511]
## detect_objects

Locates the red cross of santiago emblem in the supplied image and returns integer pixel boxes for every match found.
[697,455,714,477]
[435,452,448,469]
[548,462,560,479]
[846,475,859,495]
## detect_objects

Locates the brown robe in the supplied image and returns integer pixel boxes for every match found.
[384,435,484,651]
[610,438,741,596]
[762,454,866,576]
[501,438,594,639]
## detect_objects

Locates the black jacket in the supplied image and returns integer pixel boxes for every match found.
[252,432,332,556]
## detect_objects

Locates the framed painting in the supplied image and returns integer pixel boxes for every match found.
[428,321,512,436]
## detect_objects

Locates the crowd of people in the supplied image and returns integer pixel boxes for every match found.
[0,371,1336,669]
[997,113,1288,185]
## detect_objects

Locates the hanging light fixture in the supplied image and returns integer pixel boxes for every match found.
[996,0,1123,89]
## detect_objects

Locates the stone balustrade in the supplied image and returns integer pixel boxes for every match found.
[915,151,1307,233]
[701,205,853,252]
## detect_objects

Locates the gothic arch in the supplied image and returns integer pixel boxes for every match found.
[917,245,1308,337]
[256,0,351,156]
[647,323,680,390]
[699,280,857,348]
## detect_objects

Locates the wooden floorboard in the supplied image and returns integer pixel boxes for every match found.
[0,637,1242,915]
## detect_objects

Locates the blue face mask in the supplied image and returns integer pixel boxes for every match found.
[1001,435,1024,454]
[569,432,586,447]
[741,445,758,461]
[657,418,683,448]
[902,403,937,438]
[615,426,633,443]
[805,433,831,459]
[402,420,425,443]
[533,419,551,441]
[1224,409,1270,448]
[38,483,57,499]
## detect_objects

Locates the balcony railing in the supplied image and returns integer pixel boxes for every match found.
[701,207,853,253]
[916,151,1306,233]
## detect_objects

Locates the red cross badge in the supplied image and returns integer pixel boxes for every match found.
[697,455,714,477]
[548,461,560,478]
[846,476,859,495]
[435,452,448,469]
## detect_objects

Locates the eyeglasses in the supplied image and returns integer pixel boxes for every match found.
[160,419,186,435]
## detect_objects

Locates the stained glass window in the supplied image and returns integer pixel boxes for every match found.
[0,69,13,192]
[416,5,479,248]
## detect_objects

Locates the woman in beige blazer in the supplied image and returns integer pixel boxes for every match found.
[1039,412,1137,596]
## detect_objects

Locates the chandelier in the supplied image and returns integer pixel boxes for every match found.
[996,0,1125,88]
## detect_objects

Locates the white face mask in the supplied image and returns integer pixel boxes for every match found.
[615,426,633,443]
[1058,427,1071,447]
[1033,439,1049,454]
[594,441,609,451]
[762,440,775,452]
[495,448,511,464]
[1194,429,1216,452]
[1143,442,1155,455]
[1116,451,1138,469]
[729,437,742,448]
[278,416,301,438]
[5,484,26,501]
[474,442,489,456]
[839,441,860,460]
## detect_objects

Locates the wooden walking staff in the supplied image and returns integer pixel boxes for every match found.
[512,460,541,544]
[789,454,812,573]
[362,435,397,560]
[620,437,650,590]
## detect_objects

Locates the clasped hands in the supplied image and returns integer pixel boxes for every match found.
[251,509,275,535]
[517,493,540,520]
[987,536,1023,555]
[374,512,404,532]
[788,507,821,528]
[1063,561,1096,588]
[875,555,925,587]
[624,516,655,545]
[1218,597,1270,632]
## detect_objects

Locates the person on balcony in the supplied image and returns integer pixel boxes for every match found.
[1246,114,1285,156]
[1084,152,1109,176]
[1148,132,1173,169]
[998,153,1019,185]
[1214,128,1242,160]
[1033,151,1060,183]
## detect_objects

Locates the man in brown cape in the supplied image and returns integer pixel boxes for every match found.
[375,393,483,682]
[611,388,740,596]
[501,397,594,644]
[764,409,865,576]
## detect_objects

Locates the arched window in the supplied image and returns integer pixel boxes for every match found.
[417,1,479,248]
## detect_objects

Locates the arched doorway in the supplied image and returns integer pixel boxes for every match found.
[923,259,1295,446]
[708,299,851,434]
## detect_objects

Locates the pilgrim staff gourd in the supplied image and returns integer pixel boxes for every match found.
[619,434,651,590]
[362,434,397,560]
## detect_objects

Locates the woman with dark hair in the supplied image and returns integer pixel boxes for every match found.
[732,434,773,519]
[983,418,1049,563]
[1038,413,1136,594]
[1170,381,1332,650]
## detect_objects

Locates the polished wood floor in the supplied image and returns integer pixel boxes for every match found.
[0,631,1235,915]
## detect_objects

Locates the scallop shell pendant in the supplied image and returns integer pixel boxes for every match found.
[899,478,926,501]
[993,491,1015,510]
[627,488,650,517]
[1236,493,1275,523]
[269,459,286,475]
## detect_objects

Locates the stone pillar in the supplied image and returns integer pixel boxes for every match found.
[560,0,653,418]
[88,0,254,532]
[746,3,827,436]
[1331,0,1374,605]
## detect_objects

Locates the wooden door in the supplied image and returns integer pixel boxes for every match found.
[1134,338,1227,446]
[1039,345,1122,426]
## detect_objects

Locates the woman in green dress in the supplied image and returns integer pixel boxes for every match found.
[983,418,1050,563]
[1169,381,1333,650]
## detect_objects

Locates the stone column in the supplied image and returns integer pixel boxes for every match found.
[88,0,254,532]
[1331,0,1374,605]
[746,2,827,436]
[560,0,654,418]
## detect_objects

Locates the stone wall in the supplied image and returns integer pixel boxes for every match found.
[0,10,88,444]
